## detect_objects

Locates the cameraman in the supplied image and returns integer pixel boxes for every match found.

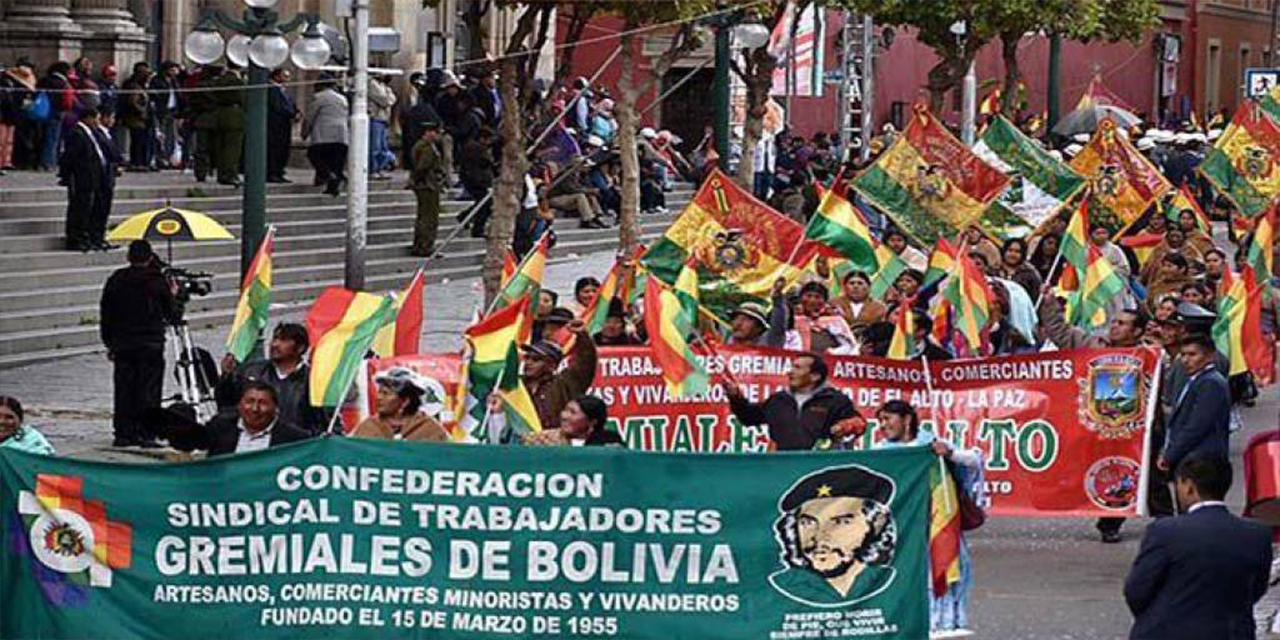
[100,240,178,448]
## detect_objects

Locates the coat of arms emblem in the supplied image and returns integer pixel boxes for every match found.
[1077,353,1146,439]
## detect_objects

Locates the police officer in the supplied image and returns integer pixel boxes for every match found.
[211,64,245,186]
[409,121,446,256]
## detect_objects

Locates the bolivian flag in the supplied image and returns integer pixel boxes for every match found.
[929,457,963,597]
[1213,266,1273,381]
[870,245,909,300]
[922,237,960,288]
[1119,232,1165,269]
[887,300,917,360]
[940,251,994,351]
[494,232,549,310]
[1246,204,1276,281]
[225,227,274,362]
[372,268,425,358]
[852,103,1009,245]
[307,288,396,407]
[457,297,541,442]
[644,261,709,397]
[1199,101,1280,218]
[804,189,879,273]
[641,168,819,322]
[501,249,518,288]
[1058,199,1127,329]
[1162,183,1212,233]
[1070,119,1170,236]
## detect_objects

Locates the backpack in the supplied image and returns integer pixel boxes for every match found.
[21,91,50,121]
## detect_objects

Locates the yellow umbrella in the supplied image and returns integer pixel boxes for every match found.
[107,206,234,243]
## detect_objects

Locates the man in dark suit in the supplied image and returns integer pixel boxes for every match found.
[90,110,123,251]
[60,108,109,251]
[1125,454,1272,640]
[1159,334,1232,474]
[175,381,312,456]
[266,68,297,183]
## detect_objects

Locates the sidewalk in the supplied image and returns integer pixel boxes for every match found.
[1,248,617,462]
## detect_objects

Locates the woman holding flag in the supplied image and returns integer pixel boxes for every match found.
[870,400,985,635]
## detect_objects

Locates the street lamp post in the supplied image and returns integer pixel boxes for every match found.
[184,0,330,279]
[707,10,770,173]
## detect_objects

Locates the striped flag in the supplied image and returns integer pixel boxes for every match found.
[887,301,917,360]
[1246,204,1276,281]
[1119,232,1165,268]
[372,268,425,358]
[870,245,909,300]
[804,189,880,273]
[929,457,963,597]
[1058,200,1127,329]
[494,232,549,311]
[852,104,1010,245]
[457,297,541,442]
[644,261,710,397]
[1162,183,1213,233]
[1075,75,1134,111]
[225,227,274,361]
[1213,266,1273,381]
[940,251,995,351]
[501,249,518,288]
[306,288,396,407]
[1199,102,1280,218]
[978,87,1002,116]
[922,237,960,288]
[1070,119,1171,236]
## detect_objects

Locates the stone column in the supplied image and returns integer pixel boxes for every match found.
[71,0,150,70]
[0,0,88,67]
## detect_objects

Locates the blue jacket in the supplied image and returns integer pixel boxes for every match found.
[1125,505,1271,640]
[1162,366,1231,470]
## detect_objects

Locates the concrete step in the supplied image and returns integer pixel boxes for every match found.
[0,210,682,313]
[0,227,671,361]
[0,175,410,204]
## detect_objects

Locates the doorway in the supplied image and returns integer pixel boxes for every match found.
[658,66,716,155]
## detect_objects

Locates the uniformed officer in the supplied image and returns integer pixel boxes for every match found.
[211,65,246,186]
[409,121,446,256]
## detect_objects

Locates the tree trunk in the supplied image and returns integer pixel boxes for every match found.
[463,1,490,64]
[1000,33,1021,117]
[481,6,539,307]
[926,61,954,116]
[617,28,642,254]
[735,48,777,189]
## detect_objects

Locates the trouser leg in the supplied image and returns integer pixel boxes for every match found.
[413,188,440,253]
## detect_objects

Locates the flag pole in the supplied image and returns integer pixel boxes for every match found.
[484,228,552,317]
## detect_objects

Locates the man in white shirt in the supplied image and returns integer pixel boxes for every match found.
[171,382,312,456]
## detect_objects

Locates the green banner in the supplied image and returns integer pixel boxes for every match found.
[0,439,931,640]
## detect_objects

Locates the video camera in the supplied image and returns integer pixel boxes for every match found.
[162,265,213,306]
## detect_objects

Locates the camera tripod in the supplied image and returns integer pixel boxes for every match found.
[167,319,217,424]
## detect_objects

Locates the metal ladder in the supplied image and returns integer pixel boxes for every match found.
[838,11,873,162]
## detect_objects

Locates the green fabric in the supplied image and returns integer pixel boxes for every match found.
[853,165,954,245]
[0,441,933,640]
[805,213,878,274]
[1199,148,1270,218]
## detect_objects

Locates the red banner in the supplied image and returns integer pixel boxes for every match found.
[363,346,1160,518]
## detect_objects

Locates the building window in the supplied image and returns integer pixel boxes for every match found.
[1207,40,1222,115]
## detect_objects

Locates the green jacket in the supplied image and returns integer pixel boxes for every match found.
[213,72,245,131]
[410,138,446,191]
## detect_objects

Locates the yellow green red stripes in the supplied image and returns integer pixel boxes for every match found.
[929,457,962,597]
[804,189,879,273]
[225,227,274,362]
[1199,102,1280,217]
[644,262,709,396]
[307,288,396,407]
[372,268,425,358]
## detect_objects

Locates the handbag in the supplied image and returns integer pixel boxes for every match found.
[947,461,986,531]
[21,92,50,121]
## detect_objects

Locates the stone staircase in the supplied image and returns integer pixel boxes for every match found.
[0,176,687,368]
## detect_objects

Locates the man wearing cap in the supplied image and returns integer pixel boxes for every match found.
[1159,334,1232,475]
[100,240,179,448]
[767,464,898,606]
[594,299,642,346]
[409,121,446,256]
[728,280,790,348]
[725,352,860,451]
[521,319,598,430]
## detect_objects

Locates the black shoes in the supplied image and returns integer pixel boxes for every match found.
[1100,530,1122,544]
[111,437,162,449]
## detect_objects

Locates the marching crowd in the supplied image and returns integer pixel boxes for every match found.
[3,52,1280,638]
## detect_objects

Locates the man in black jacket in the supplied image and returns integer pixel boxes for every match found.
[459,127,495,237]
[215,323,326,433]
[266,68,297,182]
[100,241,178,447]
[1159,334,1232,474]
[60,108,110,251]
[725,352,861,450]
[1125,454,1271,640]
[174,382,312,456]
